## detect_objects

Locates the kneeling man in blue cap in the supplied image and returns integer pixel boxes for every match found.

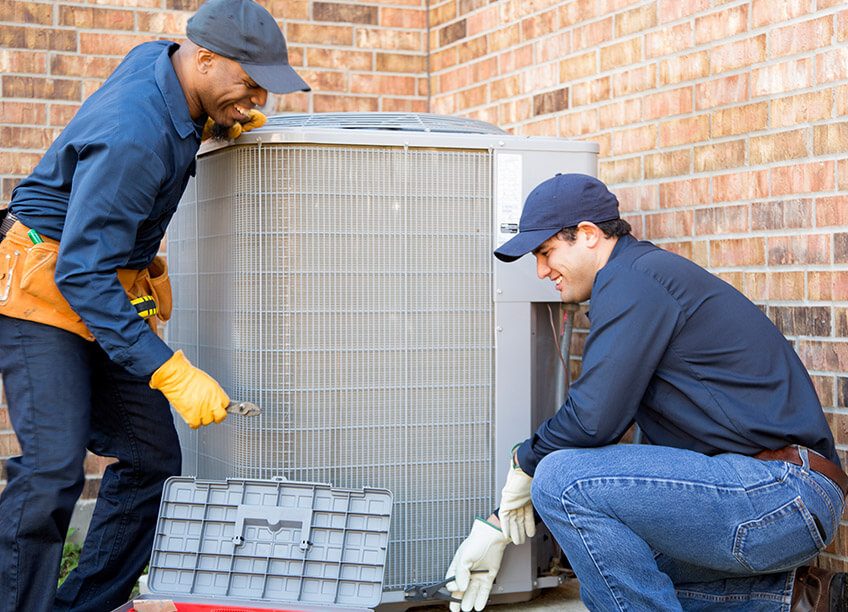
[444,173,847,612]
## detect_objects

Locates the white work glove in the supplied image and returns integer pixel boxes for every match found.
[498,446,535,545]
[446,519,510,612]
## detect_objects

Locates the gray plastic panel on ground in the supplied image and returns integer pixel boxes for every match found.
[147,477,393,609]
[262,112,508,134]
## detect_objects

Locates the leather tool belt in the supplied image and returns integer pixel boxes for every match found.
[755,446,848,497]
[0,219,171,340]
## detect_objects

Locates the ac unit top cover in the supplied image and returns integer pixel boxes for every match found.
[198,112,600,155]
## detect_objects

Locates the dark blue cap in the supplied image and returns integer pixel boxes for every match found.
[187,0,310,94]
[494,173,620,262]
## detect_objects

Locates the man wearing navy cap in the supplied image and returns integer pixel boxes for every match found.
[445,174,847,611]
[0,1,308,611]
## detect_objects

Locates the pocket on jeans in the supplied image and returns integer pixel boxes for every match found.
[733,497,823,573]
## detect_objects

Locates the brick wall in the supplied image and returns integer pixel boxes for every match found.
[2,0,848,571]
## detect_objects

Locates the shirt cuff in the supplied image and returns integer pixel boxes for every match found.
[111,329,174,378]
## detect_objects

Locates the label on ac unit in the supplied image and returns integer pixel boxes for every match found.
[496,153,523,247]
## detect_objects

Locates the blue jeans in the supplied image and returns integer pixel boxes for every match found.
[0,315,181,612]
[530,444,845,611]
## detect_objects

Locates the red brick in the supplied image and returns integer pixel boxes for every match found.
[616,3,657,36]
[799,340,848,371]
[572,76,611,107]
[695,204,749,235]
[752,58,813,96]
[711,35,766,74]
[490,74,521,102]
[375,52,426,73]
[816,195,848,227]
[558,108,598,136]
[313,93,378,113]
[0,49,46,74]
[521,8,558,40]
[694,140,746,172]
[430,47,457,72]
[499,98,533,126]
[574,16,614,49]
[645,149,691,179]
[661,51,709,86]
[521,115,559,137]
[767,234,830,265]
[613,125,656,155]
[559,51,598,83]
[815,123,848,156]
[751,0,815,28]
[601,37,641,71]
[645,210,693,240]
[487,23,520,53]
[289,23,353,46]
[0,0,52,24]
[615,184,659,213]
[712,169,769,202]
[662,241,694,262]
[645,86,692,120]
[752,199,813,231]
[770,16,831,58]
[307,48,372,71]
[712,102,768,138]
[817,48,848,85]
[438,65,469,92]
[612,65,656,97]
[745,271,806,301]
[382,7,427,29]
[659,177,710,208]
[599,157,642,185]
[840,159,848,191]
[468,56,497,82]
[500,44,533,74]
[750,129,809,165]
[659,0,710,24]
[533,87,569,116]
[59,5,135,30]
[431,93,457,115]
[771,91,833,128]
[536,31,571,64]
[49,103,80,126]
[298,69,346,92]
[809,272,848,301]
[558,0,598,28]
[695,4,748,45]
[467,5,498,36]
[266,1,309,20]
[772,161,835,196]
[523,63,559,94]
[136,11,189,35]
[717,272,745,294]
[439,19,467,46]
[1,26,77,52]
[694,73,748,110]
[356,27,420,51]
[79,33,150,56]
[599,98,641,130]
[50,54,121,79]
[313,2,377,24]
[840,8,848,41]
[710,237,766,267]
[457,83,487,110]
[430,1,457,28]
[380,97,427,113]
[350,73,415,96]
[0,126,61,151]
[458,34,487,63]
[647,22,692,59]
[659,115,709,147]
[2,75,80,101]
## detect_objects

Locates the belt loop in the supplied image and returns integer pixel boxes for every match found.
[798,446,810,470]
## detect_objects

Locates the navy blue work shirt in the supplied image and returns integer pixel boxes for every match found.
[516,234,838,475]
[10,41,205,377]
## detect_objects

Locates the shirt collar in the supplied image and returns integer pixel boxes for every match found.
[155,42,199,140]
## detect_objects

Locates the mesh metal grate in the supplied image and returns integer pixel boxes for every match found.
[169,142,495,590]
[261,112,508,134]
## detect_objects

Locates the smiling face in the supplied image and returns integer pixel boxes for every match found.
[532,223,611,304]
[196,50,268,127]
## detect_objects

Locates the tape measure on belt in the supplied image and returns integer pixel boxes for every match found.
[130,295,158,319]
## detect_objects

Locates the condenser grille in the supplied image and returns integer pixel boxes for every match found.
[168,143,495,590]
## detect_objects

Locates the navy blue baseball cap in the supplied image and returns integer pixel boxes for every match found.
[187,0,310,94]
[494,173,620,262]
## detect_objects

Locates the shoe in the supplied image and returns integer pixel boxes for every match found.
[791,566,848,611]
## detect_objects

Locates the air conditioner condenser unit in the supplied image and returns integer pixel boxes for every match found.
[167,113,599,607]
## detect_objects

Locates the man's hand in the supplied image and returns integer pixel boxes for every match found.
[202,109,267,141]
[149,350,229,428]
[499,451,535,545]
[445,519,509,612]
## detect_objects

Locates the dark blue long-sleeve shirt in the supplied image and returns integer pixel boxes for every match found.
[10,41,204,377]
[516,234,837,475]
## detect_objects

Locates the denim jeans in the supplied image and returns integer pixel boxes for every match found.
[0,315,181,612]
[530,444,845,611]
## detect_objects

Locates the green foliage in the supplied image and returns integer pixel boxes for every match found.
[59,528,82,587]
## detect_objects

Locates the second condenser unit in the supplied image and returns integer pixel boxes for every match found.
[167,113,598,605]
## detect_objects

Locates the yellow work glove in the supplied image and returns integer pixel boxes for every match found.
[202,109,267,141]
[149,350,229,429]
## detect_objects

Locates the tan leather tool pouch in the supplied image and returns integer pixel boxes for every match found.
[0,222,173,339]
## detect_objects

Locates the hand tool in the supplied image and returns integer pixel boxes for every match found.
[404,570,487,602]
[226,400,262,416]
